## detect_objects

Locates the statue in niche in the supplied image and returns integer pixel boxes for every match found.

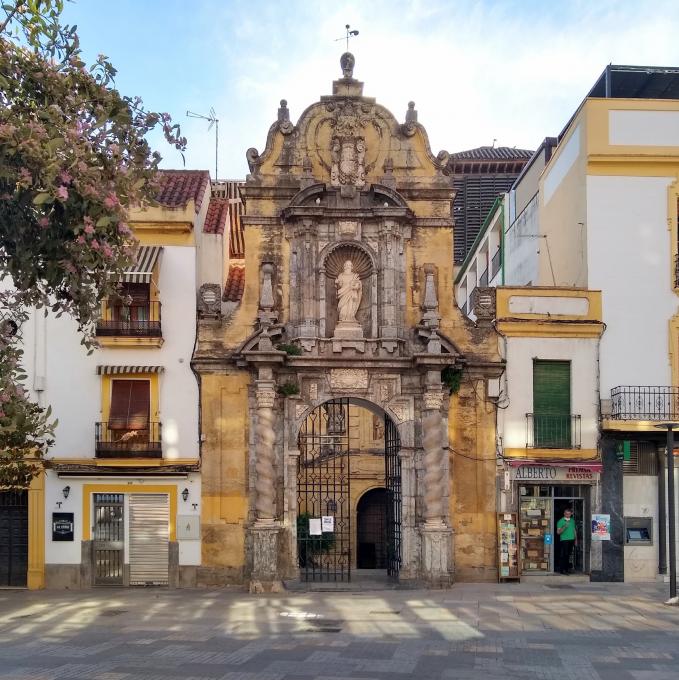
[335,260,362,323]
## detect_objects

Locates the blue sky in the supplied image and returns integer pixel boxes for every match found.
[63,0,679,179]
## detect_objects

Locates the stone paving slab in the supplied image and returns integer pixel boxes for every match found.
[2,583,679,679]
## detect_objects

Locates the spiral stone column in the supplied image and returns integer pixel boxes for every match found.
[254,383,276,522]
[250,376,281,593]
[420,386,453,586]
[422,390,445,524]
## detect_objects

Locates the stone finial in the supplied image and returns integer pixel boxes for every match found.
[422,264,441,330]
[258,263,277,329]
[300,155,314,189]
[277,99,294,135]
[401,101,418,137]
[381,157,396,189]
[340,52,355,78]
[260,263,275,311]
[406,101,418,125]
[246,147,260,174]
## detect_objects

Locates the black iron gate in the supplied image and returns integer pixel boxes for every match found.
[385,415,402,577]
[93,493,124,585]
[0,491,28,587]
[297,399,351,582]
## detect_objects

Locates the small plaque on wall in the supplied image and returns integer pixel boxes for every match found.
[52,512,74,541]
[177,515,200,540]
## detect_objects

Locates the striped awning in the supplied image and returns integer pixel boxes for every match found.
[96,365,164,375]
[122,246,162,284]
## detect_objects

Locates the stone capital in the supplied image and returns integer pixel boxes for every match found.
[423,390,444,410]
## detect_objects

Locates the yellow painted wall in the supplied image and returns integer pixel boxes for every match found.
[199,372,250,578]
[449,379,498,581]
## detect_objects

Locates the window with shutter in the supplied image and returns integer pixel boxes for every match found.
[109,380,150,430]
[533,360,571,448]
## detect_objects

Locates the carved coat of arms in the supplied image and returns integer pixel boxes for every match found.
[329,100,367,188]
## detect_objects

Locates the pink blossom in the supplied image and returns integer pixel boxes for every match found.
[0,392,9,403]
[38,217,49,228]
[102,245,114,259]
[76,235,86,245]
[56,185,69,201]
[117,222,131,236]
[90,239,100,250]
[84,224,95,235]
[59,170,73,185]
[83,216,94,228]
[0,409,5,419]
[18,167,32,185]
[103,193,119,209]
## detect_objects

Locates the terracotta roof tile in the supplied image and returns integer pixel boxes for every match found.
[203,197,229,234]
[223,264,245,302]
[156,170,210,212]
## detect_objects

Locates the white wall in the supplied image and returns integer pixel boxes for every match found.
[505,194,539,286]
[500,336,600,450]
[44,471,201,566]
[610,110,679,147]
[623,475,658,582]
[587,175,676,393]
[21,245,199,460]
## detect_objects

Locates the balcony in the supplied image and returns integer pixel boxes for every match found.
[96,301,162,338]
[610,386,679,421]
[526,413,582,449]
[491,248,501,278]
[95,422,162,458]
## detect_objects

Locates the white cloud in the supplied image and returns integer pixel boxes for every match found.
[166,0,679,178]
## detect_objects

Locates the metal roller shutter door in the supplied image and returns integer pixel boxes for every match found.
[129,494,169,586]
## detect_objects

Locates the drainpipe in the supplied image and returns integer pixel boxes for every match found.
[659,442,667,576]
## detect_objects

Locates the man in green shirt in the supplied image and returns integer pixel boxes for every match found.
[556,508,577,574]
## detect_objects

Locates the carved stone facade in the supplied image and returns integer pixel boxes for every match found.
[193,55,503,588]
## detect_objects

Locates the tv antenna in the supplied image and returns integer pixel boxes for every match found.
[187,107,219,180]
[335,24,359,51]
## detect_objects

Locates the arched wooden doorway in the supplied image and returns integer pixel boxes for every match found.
[356,488,387,569]
[296,398,401,582]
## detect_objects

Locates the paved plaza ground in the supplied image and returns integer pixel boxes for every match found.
[2,581,679,679]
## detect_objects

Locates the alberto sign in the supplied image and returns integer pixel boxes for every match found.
[513,465,598,482]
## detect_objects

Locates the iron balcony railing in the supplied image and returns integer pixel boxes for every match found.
[479,268,489,287]
[526,413,582,449]
[96,301,162,337]
[95,422,162,458]
[491,248,501,278]
[610,386,679,420]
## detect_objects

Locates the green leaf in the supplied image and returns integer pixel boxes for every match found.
[32,192,52,205]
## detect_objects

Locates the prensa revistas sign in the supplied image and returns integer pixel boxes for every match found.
[512,465,599,482]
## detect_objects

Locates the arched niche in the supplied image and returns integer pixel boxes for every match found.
[319,241,377,338]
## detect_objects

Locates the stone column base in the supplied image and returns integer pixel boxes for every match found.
[420,522,454,587]
[249,521,283,593]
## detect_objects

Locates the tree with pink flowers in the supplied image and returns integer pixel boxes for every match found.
[0,0,186,486]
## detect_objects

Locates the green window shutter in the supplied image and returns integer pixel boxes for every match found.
[533,360,571,447]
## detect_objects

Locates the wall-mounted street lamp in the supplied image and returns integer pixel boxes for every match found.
[655,423,678,603]
[181,488,189,502]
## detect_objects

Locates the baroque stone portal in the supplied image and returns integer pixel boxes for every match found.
[193,51,504,591]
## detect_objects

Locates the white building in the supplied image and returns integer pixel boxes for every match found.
[456,64,679,583]
[13,171,215,588]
